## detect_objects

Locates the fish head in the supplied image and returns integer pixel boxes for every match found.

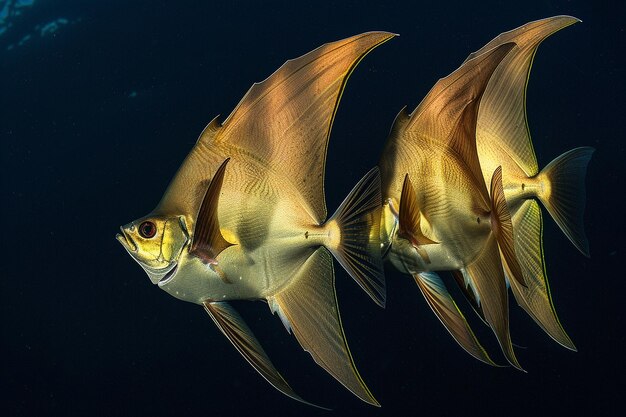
[116,214,189,285]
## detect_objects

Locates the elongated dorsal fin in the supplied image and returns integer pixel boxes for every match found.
[414,272,497,366]
[472,16,580,181]
[214,32,396,224]
[490,166,526,287]
[203,301,325,408]
[190,158,235,264]
[402,42,515,152]
[273,247,379,406]
[155,32,395,221]
[398,174,437,247]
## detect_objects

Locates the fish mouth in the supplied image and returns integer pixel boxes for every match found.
[157,263,178,287]
[116,227,137,252]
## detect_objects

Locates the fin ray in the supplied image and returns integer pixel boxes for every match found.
[537,147,594,256]
[327,167,386,307]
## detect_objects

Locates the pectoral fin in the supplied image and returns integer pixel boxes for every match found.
[399,174,438,248]
[414,272,497,366]
[273,247,379,406]
[490,166,526,287]
[190,158,235,264]
[203,301,323,408]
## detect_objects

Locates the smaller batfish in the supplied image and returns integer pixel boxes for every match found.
[470,16,593,350]
[379,41,525,370]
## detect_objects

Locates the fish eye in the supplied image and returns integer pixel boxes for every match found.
[139,221,157,238]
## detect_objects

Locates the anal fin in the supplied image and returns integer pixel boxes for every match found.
[273,247,379,406]
[414,272,496,366]
[463,235,524,371]
[509,200,576,350]
[203,301,324,408]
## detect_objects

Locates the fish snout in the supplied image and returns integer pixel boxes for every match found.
[116,226,138,252]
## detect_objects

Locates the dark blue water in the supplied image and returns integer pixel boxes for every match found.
[2,1,624,416]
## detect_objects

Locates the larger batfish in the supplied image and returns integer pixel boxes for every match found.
[117,32,395,406]
[468,16,593,350]
[378,42,525,369]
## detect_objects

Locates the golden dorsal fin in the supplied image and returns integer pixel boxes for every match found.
[403,42,515,149]
[190,158,235,264]
[155,33,395,221]
[214,32,396,224]
[473,16,580,185]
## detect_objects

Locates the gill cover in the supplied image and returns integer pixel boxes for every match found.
[117,215,189,284]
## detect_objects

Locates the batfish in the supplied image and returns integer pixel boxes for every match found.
[378,42,526,369]
[117,32,395,406]
[469,16,593,350]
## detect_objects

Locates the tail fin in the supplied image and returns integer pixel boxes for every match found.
[326,167,386,307]
[536,147,595,257]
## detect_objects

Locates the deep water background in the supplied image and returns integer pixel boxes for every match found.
[2,1,625,416]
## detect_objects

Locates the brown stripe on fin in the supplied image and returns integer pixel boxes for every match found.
[414,272,498,366]
[398,174,438,248]
[190,158,235,264]
[273,247,380,406]
[490,166,526,287]
[203,301,326,409]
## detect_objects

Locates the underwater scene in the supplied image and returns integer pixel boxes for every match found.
[2,1,624,416]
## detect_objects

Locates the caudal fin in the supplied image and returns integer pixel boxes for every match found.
[537,147,595,257]
[327,167,386,307]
